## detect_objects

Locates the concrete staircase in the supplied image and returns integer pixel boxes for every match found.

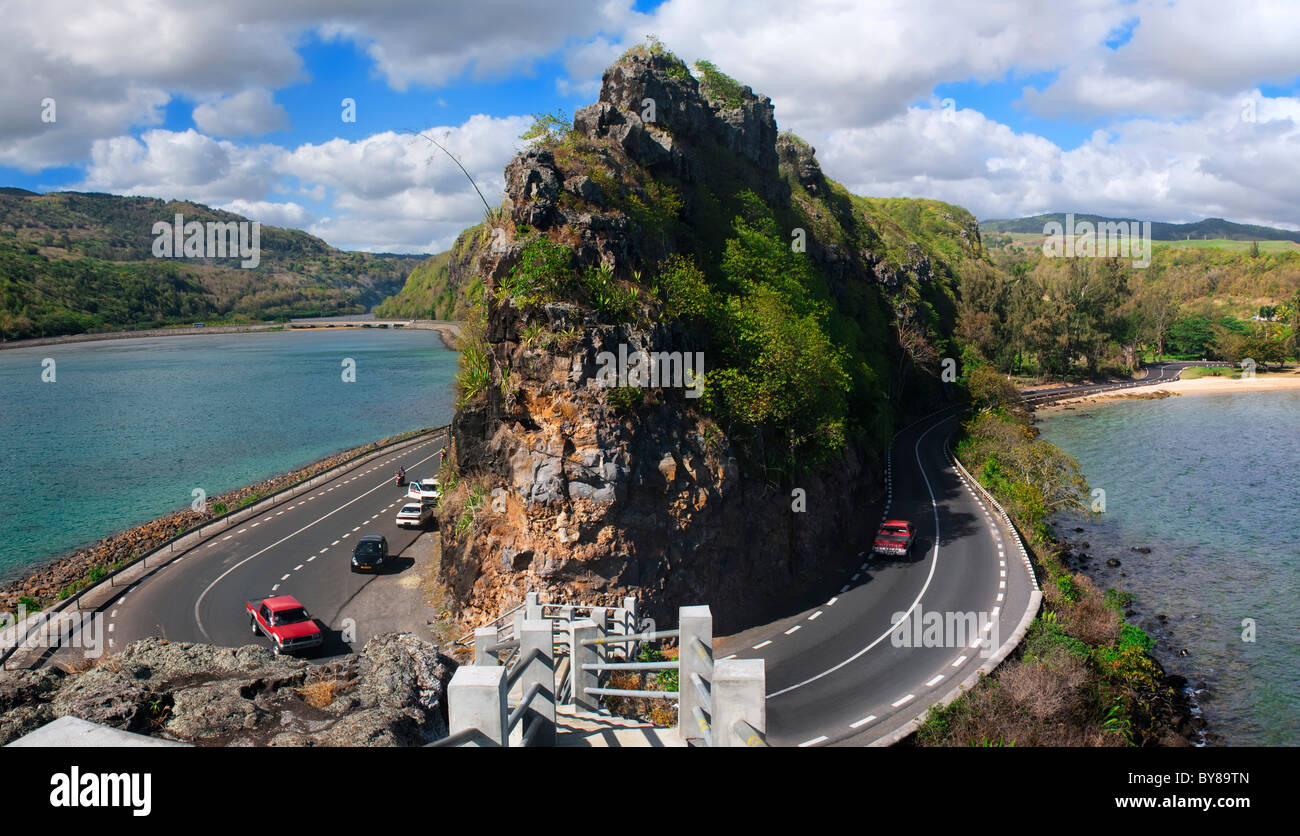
[555,705,685,747]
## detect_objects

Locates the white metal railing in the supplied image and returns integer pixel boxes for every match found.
[947,442,1040,593]
[438,595,765,747]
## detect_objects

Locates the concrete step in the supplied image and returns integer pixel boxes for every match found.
[555,705,685,747]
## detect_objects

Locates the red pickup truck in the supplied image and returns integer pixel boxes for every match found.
[246,595,324,656]
[872,520,916,557]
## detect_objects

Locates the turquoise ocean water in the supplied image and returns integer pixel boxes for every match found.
[1037,392,1300,745]
[0,329,457,584]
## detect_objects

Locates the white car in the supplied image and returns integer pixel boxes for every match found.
[395,502,435,528]
[406,478,440,503]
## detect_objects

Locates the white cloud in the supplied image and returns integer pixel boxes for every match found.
[218,199,314,229]
[7,0,1300,246]
[78,129,282,204]
[74,114,529,252]
[0,0,615,170]
[818,93,1300,229]
[193,89,290,137]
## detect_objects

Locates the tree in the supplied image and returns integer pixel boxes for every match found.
[966,365,1020,411]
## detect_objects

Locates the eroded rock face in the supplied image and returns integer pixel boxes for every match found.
[0,634,457,747]
[438,50,887,634]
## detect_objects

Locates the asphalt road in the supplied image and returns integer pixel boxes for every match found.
[716,406,1037,746]
[66,364,1199,744]
[108,431,450,658]
[714,362,1209,746]
[1020,360,1204,404]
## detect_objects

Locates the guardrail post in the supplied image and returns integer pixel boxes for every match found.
[571,618,600,714]
[712,659,765,747]
[525,591,541,622]
[474,627,499,665]
[588,606,608,662]
[511,608,525,645]
[519,619,555,746]
[448,666,508,747]
[678,605,713,746]
[623,596,638,661]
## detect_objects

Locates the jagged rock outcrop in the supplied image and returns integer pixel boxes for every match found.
[0,633,457,746]
[436,49,901,633]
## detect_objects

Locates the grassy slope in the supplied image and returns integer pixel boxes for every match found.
[374,224,488,321]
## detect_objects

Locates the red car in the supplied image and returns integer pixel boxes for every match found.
[872,520,916,557]
[246,595,324,655]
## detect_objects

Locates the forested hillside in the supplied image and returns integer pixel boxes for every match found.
[958,238,1300,376]
[0,190,425,339]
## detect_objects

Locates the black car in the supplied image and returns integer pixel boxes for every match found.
[350,534,389,573]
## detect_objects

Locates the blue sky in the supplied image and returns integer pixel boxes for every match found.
[2,0,1298,251]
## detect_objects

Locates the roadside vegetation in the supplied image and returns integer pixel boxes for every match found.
[913,392,1187,746]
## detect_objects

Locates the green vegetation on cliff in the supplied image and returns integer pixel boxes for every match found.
[463,52,995,475]
[374,224,488,321]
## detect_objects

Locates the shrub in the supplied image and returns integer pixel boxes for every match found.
[694,60,748,108]
[654,254,711,321]
[498,236,574,305]
[297,679,339,708]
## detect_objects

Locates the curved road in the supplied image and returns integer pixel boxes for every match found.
[717,406,1036,746]
[38,363,1201,745]
[106,431,450,657]
[716,361,1203,746]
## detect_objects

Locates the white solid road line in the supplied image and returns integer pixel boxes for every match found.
[766,418,946,699]
[192,445,444,640]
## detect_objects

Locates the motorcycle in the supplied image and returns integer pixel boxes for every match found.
[395,472,407,486]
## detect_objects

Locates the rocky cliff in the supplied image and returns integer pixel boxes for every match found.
[435,44,987,631]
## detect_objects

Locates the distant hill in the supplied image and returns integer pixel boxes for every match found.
[0,190,427,339]
[375,225,482,321]
[980,213,1300,243]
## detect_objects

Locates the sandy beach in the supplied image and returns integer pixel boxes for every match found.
[1034,367,1300,410]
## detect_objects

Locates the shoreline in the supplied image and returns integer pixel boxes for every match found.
[0,426,443,614]
[0,319,464,353]
[1032,368,1300,411]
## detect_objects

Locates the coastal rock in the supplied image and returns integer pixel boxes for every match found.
[1106,557,1121,568]
[0,634,457,747]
